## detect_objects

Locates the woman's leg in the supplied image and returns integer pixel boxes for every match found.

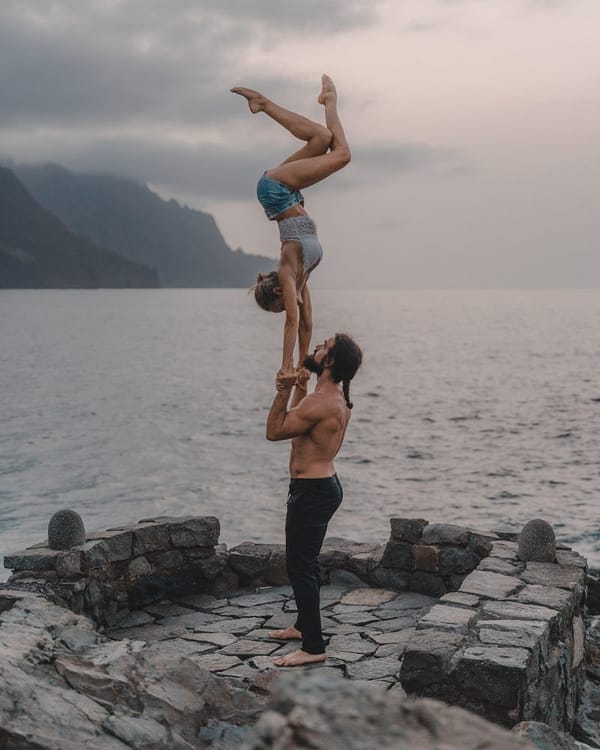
[266,75,351,191]
[231,86,332,162]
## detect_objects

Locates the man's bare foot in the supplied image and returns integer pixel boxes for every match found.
[230,86,266,113]
[267,625,302,641]
[273,649,327,667]
[318,74,337,105]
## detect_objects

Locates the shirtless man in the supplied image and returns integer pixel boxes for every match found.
[265,333,363,667]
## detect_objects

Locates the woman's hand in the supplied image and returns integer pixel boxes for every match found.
[276,368,297,391]
[295,367,311,389]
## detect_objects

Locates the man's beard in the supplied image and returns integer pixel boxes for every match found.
[303,354,324,375]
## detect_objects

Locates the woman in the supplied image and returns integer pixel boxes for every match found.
[231,74,351,378]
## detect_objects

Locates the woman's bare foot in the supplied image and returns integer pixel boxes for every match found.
[267,625,302,641]
[318,74,337,106]
[273,649,327,667]
[230,86,266,113]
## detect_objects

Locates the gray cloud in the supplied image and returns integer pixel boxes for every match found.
[0,0,379,128]
[3,134,467,201]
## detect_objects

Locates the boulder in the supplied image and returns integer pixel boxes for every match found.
[422,523,470,546]
[518,520,556,563]
[573,679,600,748]
[241,670,535,749]
[48,509,86,551]
[390,518,428,543]
[513,721,580,749]
[586,568,600,615]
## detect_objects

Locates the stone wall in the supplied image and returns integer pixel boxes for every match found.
[4,516,235,626]
[3,514,589,734]
[399,537,588,730]
[4,516,495,628]
[226,519,495,596]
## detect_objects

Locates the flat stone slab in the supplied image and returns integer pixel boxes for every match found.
[555,549,587,569]
[489,541,519,559]
[220,639,280,657]
[370,615,420,632]
[4,548,60,571]
[263,612,296,629]
[477,627,539,650]
[212,604,283,618]
[375,592,437,612]
[143,602,194,619]
[460,570,522,599]
[346,655,402,680]
[160,611,229,629]
[516,584,575,613]
[340,588,398,607]
[322,623,365,636]
[439,592,480,608]
[328,651,366,663]
[193,617,264,634]
[331,612,381,626]
[227,592,287,607]
[370,627,416,646]
[178,632,238,647]
[172,593,228,610]
[105,623,187,641]
[188,653,243,672]
[153,638,215,658]
[477,557,522,575]
[373,608,420,623]
[375,642,410,657]
[111,610,154,629]
[476,618,548,637]
[328,634,378,655]
[521,562,585,591]
[481,601,558,622]
[329,604,372,614]
[418,604,477,632]
[475,618,549,652]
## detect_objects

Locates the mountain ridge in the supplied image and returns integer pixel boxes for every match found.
[12,162,273,288]
[0,167,159,289]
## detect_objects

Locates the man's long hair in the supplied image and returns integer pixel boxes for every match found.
[327,333,363,409]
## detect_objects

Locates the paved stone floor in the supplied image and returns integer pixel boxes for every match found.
[106,585,436,691]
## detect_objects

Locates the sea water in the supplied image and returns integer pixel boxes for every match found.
[1,288,599,579]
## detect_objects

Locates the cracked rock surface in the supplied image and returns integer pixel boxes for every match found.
[105,584,436,689]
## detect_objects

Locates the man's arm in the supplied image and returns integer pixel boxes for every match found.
[266,381,321,442]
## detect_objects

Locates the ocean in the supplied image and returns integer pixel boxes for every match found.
[1,288,599,579]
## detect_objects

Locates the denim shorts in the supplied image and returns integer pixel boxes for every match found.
[257,172,304,220]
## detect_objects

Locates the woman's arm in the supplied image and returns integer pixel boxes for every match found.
[278,262,299,372]
[297,283,313,367]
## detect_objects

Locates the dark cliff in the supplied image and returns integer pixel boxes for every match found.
[0,167,159,289]
[14,163,273,287]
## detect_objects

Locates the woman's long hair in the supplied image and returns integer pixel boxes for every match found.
[253,271,280,311]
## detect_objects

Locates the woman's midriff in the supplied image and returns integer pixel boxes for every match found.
[275,204,308,221]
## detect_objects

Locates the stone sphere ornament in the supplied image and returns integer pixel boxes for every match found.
[518,519,556,563]
[48,509,86,550]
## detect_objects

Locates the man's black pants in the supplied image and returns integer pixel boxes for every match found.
[285,474,343,654]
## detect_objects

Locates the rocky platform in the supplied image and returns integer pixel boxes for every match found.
[3,514,599,749]
[0,587,538,750]
[105,584,436,691]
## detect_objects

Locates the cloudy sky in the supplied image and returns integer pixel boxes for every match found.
[1,0,598,287]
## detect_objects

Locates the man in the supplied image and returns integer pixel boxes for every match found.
[265,332,363,667]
